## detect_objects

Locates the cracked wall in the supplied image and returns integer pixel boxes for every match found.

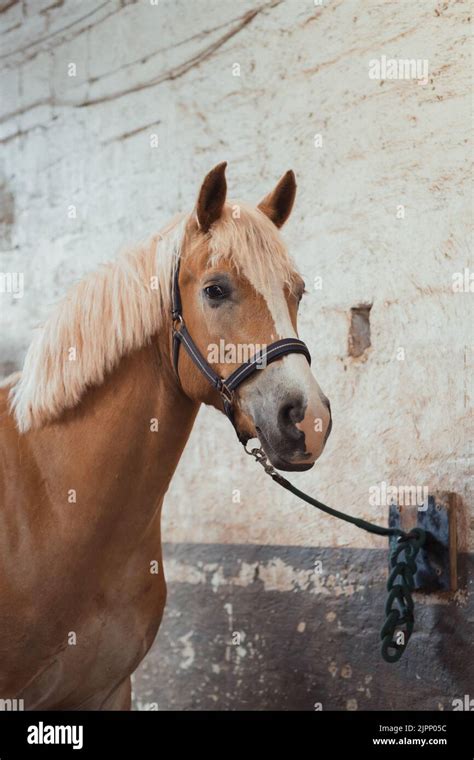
[0,0,472,709]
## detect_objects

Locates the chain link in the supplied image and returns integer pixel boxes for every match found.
[380,529,424,662]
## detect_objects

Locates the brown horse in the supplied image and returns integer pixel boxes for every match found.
[0,164,331,710]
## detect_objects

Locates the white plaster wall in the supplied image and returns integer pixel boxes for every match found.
[0,0,472,550]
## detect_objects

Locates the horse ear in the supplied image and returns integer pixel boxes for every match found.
[195,162,227,232]
[258,170,296,228]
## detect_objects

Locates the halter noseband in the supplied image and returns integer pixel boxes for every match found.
[171,260,311,444]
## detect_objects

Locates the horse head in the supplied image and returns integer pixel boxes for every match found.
[174,163,332,471]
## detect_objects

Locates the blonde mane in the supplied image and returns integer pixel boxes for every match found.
[10,203,298,433]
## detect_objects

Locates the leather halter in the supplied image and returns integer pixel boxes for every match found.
[171,260,311,444]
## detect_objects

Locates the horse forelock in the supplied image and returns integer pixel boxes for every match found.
[206,202,300,297]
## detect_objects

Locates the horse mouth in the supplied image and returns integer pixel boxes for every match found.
[255,426,314,472]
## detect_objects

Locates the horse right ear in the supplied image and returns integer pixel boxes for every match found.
[258,170,296,228]
[195,162,227,232]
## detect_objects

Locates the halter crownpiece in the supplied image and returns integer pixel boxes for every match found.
[171,259,311,444]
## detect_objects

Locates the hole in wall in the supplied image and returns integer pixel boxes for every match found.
[348,304,372,358]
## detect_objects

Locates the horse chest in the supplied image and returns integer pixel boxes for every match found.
[17,573,166,710]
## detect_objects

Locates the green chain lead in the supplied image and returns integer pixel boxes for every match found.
[245,445,427,663]
[381,529,425,662]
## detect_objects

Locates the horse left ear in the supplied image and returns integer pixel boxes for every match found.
[195,162,227,232]
[258,170,296,228]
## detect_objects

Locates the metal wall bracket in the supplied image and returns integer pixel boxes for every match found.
[388,492,457,592]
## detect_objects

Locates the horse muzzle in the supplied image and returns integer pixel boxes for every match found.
[251,391,332,472]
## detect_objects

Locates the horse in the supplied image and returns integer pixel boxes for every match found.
[0,163,332,710]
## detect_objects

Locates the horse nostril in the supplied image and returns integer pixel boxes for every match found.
[278,397,305,432]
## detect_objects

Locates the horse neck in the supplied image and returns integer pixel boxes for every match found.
[28,336,199,540]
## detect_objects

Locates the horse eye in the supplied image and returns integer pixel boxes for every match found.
[204,284,228,300]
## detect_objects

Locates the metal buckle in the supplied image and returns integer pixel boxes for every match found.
[244,444,279,477]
